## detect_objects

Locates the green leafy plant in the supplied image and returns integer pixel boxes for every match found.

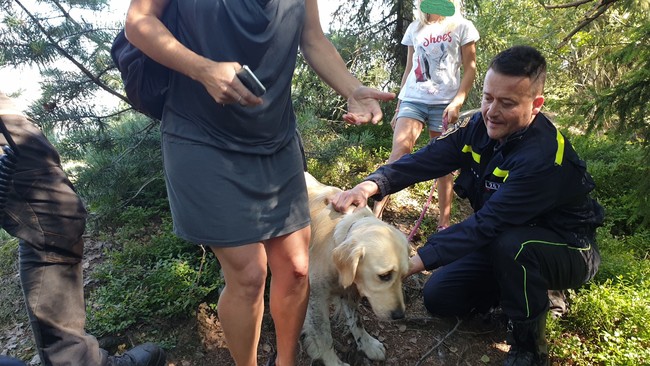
[69,116,169,231]
[86,216,222,336]
[548,276,650,365]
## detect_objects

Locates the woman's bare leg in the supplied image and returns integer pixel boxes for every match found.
[265,226,311,366]
[211,244,268,366]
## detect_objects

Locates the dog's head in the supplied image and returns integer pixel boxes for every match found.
[332,216,410,320]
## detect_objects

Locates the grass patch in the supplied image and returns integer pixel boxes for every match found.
[86,211,223,336]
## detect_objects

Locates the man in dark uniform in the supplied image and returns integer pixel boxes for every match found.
[331,46,604,366]
[0,91,166,366]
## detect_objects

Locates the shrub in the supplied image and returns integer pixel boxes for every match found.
[569,133,648,235]
[86,216,222,336]
[549,277,650,365]
[70,116,169,231]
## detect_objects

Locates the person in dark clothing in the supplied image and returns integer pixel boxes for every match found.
[0,91,166,366]
[331,45,604,366]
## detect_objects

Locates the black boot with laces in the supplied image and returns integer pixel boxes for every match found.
[107,343,166,366]
[504,312,549,366]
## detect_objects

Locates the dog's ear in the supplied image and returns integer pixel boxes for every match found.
[332,238,364,288]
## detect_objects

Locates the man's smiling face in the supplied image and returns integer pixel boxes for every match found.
[481,69,545,143]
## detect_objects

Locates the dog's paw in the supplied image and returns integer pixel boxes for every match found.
[320,350,350,366]
[358,335,386,361]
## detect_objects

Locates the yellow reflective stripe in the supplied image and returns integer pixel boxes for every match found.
[555,130,565,166]
[462,145,481,164]
[493,167,509,182]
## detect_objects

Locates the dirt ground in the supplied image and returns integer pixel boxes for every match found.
[0,190,514,366]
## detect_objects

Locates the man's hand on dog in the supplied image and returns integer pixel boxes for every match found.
[343,86,395,125]
[330,181,379,213]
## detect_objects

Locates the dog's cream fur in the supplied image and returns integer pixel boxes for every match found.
[301,172,410,366]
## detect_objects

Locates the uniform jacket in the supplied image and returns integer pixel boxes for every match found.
[366,112,605,273]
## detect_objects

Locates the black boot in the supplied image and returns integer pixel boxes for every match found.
[107,343,166,366]
[504,312,549,366]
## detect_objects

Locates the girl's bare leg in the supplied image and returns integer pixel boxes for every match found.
[373,117,424,218]
[429,130,453,230]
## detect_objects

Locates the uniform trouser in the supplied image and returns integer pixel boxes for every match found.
[0,110,107,365]
[422,226,596,321]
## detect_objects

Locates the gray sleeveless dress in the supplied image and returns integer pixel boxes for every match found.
[161,0,310,246]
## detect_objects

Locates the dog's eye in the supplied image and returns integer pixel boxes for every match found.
[378,272,393,282]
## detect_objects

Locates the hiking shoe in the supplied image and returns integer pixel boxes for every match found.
[107,343,166,366]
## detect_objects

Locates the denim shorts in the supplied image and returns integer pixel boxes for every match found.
[396,101,449,133]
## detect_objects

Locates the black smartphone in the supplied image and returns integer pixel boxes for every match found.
[236,65,266,97]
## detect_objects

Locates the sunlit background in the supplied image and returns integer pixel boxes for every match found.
[0,0,342,111]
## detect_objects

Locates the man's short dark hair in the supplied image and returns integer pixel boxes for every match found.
[488,45,547,93]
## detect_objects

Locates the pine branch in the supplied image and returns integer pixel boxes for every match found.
[536,0,622,49]
[537,0,594,9]
[49,0,111,52]
[12,0,129,105]
[557,0,617,48]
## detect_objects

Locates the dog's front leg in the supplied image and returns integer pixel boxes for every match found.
[341,295,386,361]
[302,287,349,366]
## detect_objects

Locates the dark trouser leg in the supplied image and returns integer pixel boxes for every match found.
[0,111,107,365]
[491,226,591,366]
[19,241,107,366]
[491,227,589,321]
[422,247,500,317]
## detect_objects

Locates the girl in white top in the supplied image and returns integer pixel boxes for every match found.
[373,0,479,231]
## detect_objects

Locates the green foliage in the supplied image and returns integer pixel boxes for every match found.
[299,109,389,188]
[86,214,222,336]
[0,233,18,276]
[569,132,649,233]
[595,229,650,283]
[292,28,400,122]
[0,236,25,333]
[548,277,650,365]
[69,116,169,230]
[329,0,413,89]
[575,8,649,132]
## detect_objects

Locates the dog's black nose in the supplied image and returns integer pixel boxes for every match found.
[391,309,405,320]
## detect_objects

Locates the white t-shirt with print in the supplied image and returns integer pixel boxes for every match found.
[398,18,479,104]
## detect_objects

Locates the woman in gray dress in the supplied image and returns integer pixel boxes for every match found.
[124,0,395,365]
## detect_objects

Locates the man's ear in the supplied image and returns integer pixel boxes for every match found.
[532,95,545,115]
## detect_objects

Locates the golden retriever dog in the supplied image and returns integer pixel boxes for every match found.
[301,172,410,366]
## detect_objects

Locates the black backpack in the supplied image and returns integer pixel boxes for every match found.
[110,0,178,120]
